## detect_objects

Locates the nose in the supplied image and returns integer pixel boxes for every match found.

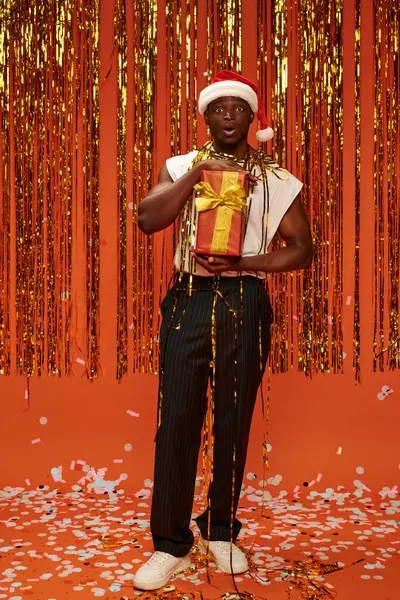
[223,111,234,120]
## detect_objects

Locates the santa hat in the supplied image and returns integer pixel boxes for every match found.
[198,69,274,142]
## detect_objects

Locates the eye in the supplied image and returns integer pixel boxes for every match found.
[236,106,244,112]
[215,107,224,113]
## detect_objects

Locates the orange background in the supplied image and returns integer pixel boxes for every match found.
[0,2,399,598]
[1,0,399,501]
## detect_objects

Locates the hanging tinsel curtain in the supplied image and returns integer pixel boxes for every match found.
[0,0,399,381]
[0,0,100,379]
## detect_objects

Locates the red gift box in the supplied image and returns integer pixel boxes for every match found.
[193,170,248,256]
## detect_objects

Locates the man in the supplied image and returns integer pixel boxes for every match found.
[134,70,312,591]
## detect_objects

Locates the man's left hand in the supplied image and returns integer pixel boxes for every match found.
[190,249,240,274]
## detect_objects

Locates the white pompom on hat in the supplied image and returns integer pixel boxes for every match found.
[198,69,274,142]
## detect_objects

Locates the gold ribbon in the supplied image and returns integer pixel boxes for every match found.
[194,181,246,213]
[194,173,246,254]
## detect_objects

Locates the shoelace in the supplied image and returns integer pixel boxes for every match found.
[213,541,242,555]
[147,552,170,567]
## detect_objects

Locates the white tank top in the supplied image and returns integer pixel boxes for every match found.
[166,151,303,278]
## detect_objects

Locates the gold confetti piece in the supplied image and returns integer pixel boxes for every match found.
[189,539,211,570]
[99,532,138,549]
[264,553,364,599]
[140,589,199,600]
[219,594,256,600]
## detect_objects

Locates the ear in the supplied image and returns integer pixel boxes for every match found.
[204,111,209,126]
[250,112,254,123]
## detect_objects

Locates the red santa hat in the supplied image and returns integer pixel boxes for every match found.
[198,69,274,142]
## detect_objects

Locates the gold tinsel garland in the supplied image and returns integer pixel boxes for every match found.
[205,0,242,77]
[300,0,344,377]
[83,0,100,380]
[0,0,100,379]
[268,0,344,377]
[353,0,361,382]
[185,0,198,151]
[115,0,128,380]
[131,0,157,373]
[270,0,289,373]
[115,0,157,377]
[166,0,182,155]
[13,0,50,375]
[217,0,242,72]
[373,0,400,371]
[0,1,398,378]
[0,1,11,375]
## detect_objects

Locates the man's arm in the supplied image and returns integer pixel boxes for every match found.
[192,195,313,274]
[138,163,201,235]
[238,195,313,272]
[138,159,253,235]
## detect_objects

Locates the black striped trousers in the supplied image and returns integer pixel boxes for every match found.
[150,274,272,557]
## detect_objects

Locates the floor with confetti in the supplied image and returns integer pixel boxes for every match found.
[1,477,399,600]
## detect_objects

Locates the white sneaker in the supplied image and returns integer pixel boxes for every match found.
[198,538,249,574]
[133,551,191,591]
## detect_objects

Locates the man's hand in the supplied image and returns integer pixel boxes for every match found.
[201,159,258,186]
[138,156,258,235]
[190,249,240,274]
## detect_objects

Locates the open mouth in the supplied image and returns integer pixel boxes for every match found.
[222,126,236,136]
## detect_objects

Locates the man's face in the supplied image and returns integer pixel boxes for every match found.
[204,96,254,147]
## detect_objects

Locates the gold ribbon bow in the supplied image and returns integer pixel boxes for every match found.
[194,181,246,213]
[194,173,247,255]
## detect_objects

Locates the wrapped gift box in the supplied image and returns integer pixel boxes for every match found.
[193,170,248,257]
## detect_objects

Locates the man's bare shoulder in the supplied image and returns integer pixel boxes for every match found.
[158,163,173,183]
[163,150,199,182]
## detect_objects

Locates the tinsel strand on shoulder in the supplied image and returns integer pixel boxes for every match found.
[189,142,288,180]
